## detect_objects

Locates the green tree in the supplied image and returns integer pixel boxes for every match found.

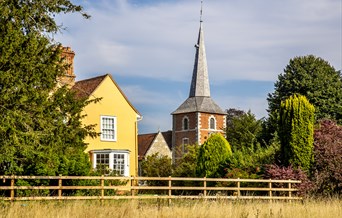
[141,153,172,178]
[0,0,95,176]
[268,55,342,124]
[196,134,232,177]
[225,109,262,152]
[278,94,315,172]
[173,144,199,178]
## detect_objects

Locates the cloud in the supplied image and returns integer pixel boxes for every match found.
[55,0,341,133]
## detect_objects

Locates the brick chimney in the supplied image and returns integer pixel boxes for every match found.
[60,47,76,87]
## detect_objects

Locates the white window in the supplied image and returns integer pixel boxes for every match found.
[101,116,117,141]
[209,116,216,130]
[93,150,129,176]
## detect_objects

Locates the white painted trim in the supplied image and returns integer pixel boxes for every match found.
[100,115,117,141]
[92,150,130,176]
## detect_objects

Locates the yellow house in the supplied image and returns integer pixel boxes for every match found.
[71,74,141,177]
[60,47,141,176]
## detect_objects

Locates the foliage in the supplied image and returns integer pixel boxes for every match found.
[264,164,313,196]
[312,119,342,196]
[222,142,280,179]
[172,145,201,192]
[173,145,199,178]
[278,94,315,172]
[225,108,262,152]
[0,0,96,176]
[141,153,172,188]
[268,55,342,124]
[196,134,232,178]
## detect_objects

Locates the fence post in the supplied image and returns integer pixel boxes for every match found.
[203,177,207,199]
[131,176,135,197]
[269,179,272,202]
[288,180,292,202]
[101,175,104,202]
[58,174,62,201]
[237,178,240,199]
[168,176,172,205]
[10,175,15,202]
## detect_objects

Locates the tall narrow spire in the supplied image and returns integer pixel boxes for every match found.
[189,19,210,97]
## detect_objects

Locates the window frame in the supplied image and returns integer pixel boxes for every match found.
[182,138,189,153]
[182,116,189,130]
[209,116,216,130]
[92,150,130,176]
[100,115,117,141]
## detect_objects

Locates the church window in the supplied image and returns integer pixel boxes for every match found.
[183,116,189,130]
[209,117,216,130]
[182,138,189,153]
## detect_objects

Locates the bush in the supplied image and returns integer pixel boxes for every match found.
[312,119,342,196]
[264,164,313,196]
[196,134,232,178]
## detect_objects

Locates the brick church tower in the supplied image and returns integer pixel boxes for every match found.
[171,20,226,160]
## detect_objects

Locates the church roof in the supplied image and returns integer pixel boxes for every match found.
[172,21,225,115]
[172,96,225,115]
[189,22,210,97]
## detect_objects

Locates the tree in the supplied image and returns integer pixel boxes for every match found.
[268,55,342,124]
[196,133,232,177]
[278,94,315,172]
[225,109,262,152]
[141,153,172,188]
[312,119,342,196]
[0,0,95,176]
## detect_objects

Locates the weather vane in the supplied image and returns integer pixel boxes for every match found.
[200,0,203,22]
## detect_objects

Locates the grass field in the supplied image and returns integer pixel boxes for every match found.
[0,198,341,218]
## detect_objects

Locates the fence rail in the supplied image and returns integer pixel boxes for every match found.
[0,175,302,201]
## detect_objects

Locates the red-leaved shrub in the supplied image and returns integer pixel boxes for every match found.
[313,119,342,196]
[264,164,313,196]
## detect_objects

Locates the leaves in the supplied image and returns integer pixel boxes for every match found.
[196,133,232,177]
[0,0,95,176]
[278,94,315,172]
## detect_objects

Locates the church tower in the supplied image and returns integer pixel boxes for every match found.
[171,14,226,160]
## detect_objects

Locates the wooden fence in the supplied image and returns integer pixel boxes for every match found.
[0,175,302,201]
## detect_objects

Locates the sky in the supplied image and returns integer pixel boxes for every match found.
[55,0,342,134]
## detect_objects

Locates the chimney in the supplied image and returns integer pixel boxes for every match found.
[60,46,76,87]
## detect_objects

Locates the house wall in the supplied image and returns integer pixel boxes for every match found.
[82,76,139,177]
[145,133,172,158]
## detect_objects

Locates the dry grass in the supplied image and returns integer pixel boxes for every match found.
[0,198,341,218]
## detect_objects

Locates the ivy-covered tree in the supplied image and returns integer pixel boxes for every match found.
[0,0,95,176]
[278,94,315,172]
[225,108,262,152]
[268,55,342,124]
[196,134,232,177]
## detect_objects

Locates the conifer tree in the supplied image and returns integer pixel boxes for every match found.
[0,0,95,176]
[196,134,232,177]
[278,94,315,172]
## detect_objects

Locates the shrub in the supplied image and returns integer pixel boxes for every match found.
[196,134,232,178]
[312,119,342,196]
[264,164,313,196]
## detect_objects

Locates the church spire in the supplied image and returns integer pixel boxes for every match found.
[189,2,210,97]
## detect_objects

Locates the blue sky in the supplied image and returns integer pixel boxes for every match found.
[56,0,342,134]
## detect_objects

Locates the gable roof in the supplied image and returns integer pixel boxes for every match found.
[138,133,157,160]
[71,74,141,116]
[138,131,172,160]
[71,75,106,99]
